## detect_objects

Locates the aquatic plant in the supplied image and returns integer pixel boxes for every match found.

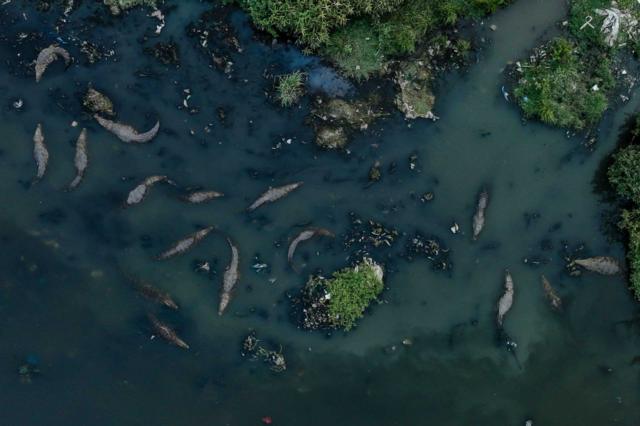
[276,71,305,107]
[300,258,384,331]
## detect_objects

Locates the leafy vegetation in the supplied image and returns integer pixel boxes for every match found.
[276,71,305,107]
[325,259,384,331]
[608,114,640,300]
[608,145,640,204]
[619,208,640,299]
[513,0,640,130]
[233,0,511,79]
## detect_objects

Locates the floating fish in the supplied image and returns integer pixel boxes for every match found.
[94,114,160,143]
[157,226,216,260]
[472,189,489,240]
[35,44,71,82]
[247,182,303,211]
[68,128,88,189]
[32,123,49,182]
[126,175,174,206]
[130,277,178,309]
[287,227,334,271]
[541,274,562,311]
[497,270,514,327]
[147,313,189,349]
[182,190,224,204]
[218,237,239,316]
[574,256,621,275]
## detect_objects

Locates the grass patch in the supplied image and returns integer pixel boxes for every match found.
[234,0,511,79]
[300,258,384,331]
[325,259,384,331]
[276,71,305,107]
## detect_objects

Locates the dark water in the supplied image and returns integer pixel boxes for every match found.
[0,1,638,425]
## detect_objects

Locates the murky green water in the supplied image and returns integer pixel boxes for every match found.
[1,1,638,425]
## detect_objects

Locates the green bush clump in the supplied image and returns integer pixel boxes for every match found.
[619,209,640,299]
[276,71,305,107]
[325,259,384,330]
[236,0,405,48]
[608,145,640,204]
[513,37,612,130]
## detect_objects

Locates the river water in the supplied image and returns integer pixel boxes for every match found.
[0,0,638,425]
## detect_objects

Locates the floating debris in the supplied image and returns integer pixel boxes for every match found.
[450,222,460,234]
[68,129,88,190]
[148,313,189,350]
[343,213,399,259]
[219,237,240,316]
[94,114,160,144]
[288,227,334,271]
[32,123,48,182]
[572,256,621,275]
[157,226,216,260]
[35,44,71,82]
[404,232,452,271]
[541,275,562,311]
[241,331,286,373]
[182,190,224,204]
[497,270,514,327]
[247,182,303,211]
[126,175,174,206]
[472,188,489,240]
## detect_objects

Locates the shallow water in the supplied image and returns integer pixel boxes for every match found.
[0,1,638,425]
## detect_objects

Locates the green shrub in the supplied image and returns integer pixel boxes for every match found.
[609,145,640,204]
[620,209,640,299]
[276,71,305,107]
[326,259,384,331]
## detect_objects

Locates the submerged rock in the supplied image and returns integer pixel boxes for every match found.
[394,61,436,120]
[83,87,114,116]
[145,41,180,65]
[311,97,383,149]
